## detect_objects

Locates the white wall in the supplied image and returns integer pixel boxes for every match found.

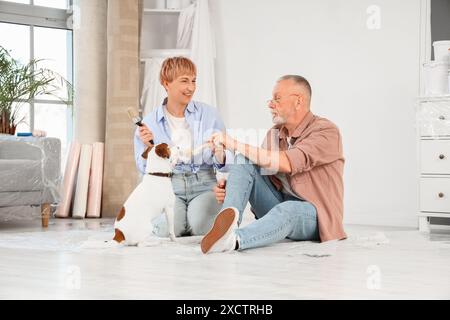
[210,0,424,227]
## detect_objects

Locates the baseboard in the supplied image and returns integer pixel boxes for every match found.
[344,211,418,228]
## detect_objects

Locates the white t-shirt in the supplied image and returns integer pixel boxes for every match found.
[164,108,192,156]
[276,137,300,198]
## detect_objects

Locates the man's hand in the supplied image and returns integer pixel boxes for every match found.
[139,125,154,147]
[209,132,236,151]
[214,179,227,204]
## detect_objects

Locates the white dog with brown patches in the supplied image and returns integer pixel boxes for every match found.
[112,143,181,246]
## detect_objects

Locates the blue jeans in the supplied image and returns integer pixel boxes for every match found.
[152,170,221,237]
[223,154,320,250]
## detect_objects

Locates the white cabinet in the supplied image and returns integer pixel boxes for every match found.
[417,95,450,232]
[420,140,450,174]
[417,99,450,137]
[420,178,450,213]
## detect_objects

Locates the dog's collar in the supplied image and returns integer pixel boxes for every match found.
[148,172,173,178]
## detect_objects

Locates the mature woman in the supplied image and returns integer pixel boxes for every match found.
[134,57,229,237]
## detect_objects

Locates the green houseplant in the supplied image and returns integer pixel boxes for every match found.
[0,45,73,135]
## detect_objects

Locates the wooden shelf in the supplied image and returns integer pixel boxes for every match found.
[140,49,190,62]
[143,9,182,14]
[419,94,450,102]
[418,212,450,218]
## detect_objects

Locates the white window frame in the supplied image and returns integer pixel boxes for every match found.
[0,0,73,138]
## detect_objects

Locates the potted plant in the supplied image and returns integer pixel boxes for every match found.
[0,45,73,135]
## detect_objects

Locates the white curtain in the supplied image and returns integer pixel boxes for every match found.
[176,3,196,49]
[141,57,167,117]
[184,0,217,108]
[140,0,217,114]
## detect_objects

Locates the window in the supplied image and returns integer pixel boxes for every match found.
[2,0,69,9]
[34,0,69,9]
[2,0,30,4]
[0,0,73,169]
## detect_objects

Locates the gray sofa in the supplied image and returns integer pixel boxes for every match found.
[0,136,61,227]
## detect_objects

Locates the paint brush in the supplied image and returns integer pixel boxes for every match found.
[127,107,154,145]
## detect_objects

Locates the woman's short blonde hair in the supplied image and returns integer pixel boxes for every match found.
[160,57,197,85]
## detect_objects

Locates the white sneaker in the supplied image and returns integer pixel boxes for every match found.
[201,207,239,254]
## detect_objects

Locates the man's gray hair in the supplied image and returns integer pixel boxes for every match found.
[278,75,312,98]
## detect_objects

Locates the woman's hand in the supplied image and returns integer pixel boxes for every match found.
[214,179,227,204]
[210,141,226,164]
[139,125,154,147]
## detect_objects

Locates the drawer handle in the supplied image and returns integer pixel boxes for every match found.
[438,115,446,121]
[439,154,446,160]
[438,193,445,198]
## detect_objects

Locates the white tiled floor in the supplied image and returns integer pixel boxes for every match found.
[0,217,449,300]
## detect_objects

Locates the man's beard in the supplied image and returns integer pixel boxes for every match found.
[272,114,287,125]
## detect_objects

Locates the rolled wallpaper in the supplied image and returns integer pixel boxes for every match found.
[86,142,104,218]
[72,144,93,219]
[56,142,81,218]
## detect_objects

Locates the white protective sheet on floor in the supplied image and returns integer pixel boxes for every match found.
[0,218,397,256]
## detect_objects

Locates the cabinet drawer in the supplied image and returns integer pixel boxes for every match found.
[417,102,450,137]
[420,178,450,213]
[420,140,450,174]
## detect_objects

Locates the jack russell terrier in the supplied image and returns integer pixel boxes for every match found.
[112,143,184,246]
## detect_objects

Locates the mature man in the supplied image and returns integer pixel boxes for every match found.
[202,75,346,254]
